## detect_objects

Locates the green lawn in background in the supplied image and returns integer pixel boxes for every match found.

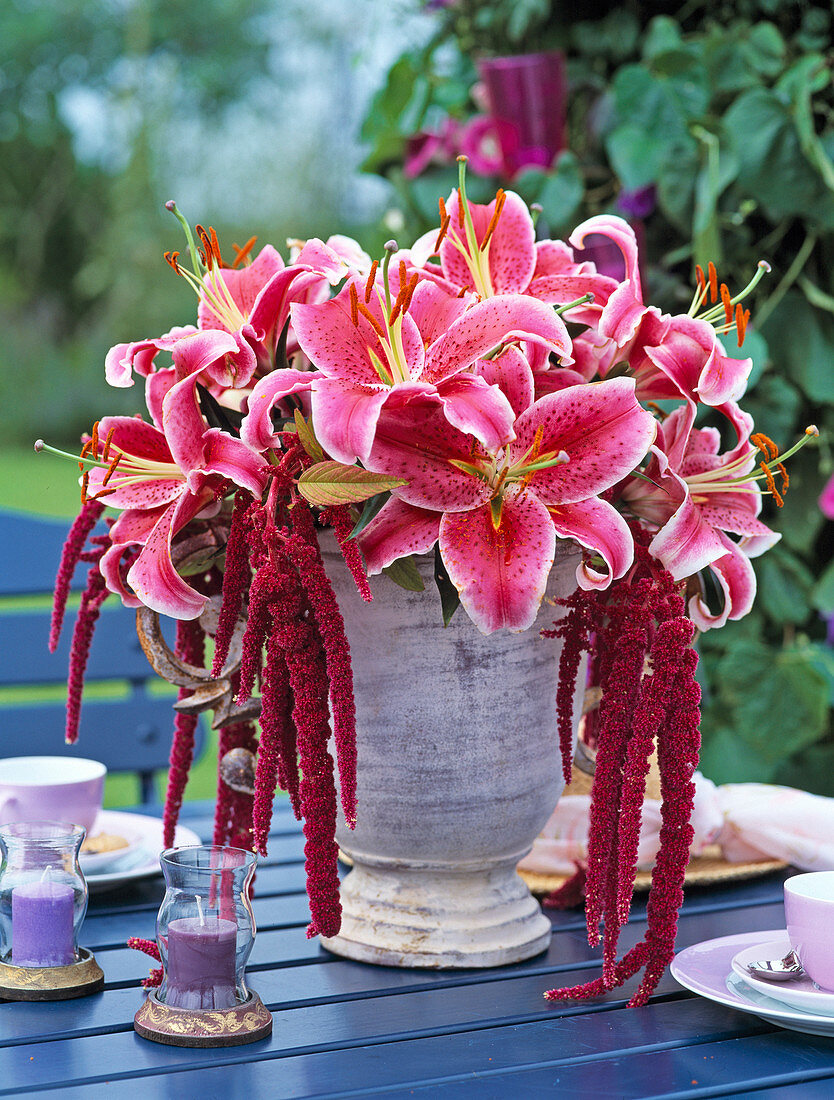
[1,445,221,809]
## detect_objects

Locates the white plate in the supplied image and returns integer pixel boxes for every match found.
[80,811,146,874]
[82,810,202,892]
[732,935,834,1017]
[671,930,834,1038]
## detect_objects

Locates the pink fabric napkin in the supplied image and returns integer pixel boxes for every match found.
[518,775,834,875]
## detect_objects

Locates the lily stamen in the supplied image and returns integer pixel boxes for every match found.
[364,260,379,303]
[231,236,257,267]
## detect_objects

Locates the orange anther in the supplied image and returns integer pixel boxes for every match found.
[456,285,470,298]
[457,188,466,229]
[209,227,223,268]
[101,453,122,487]
[433,212,451,254]
[348,282,360,327]
[695,265,706,293]
[777,461,789,494]
[231,236,258,267]
[91,421,100,457]
[364,260,378,304]
[101,427,116,462]
[752,433,779,460]
[164,251,181,273]
[356,298,387,342]
[80,470,89,505]
[708,262,718,303]
[480,189,506,252]
[736,304,750,347]
[720,283,733,324]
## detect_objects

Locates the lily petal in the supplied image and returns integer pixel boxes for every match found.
[240,369,315,452]
[510,378,656,504]
[440,189,536,294]
[439,486,556,633]
[434,373,516,452]
[309,377,392,465]
[358,498,441,574]
[547,497,634,589]
[474,345,535,417]
[688,533,757,631]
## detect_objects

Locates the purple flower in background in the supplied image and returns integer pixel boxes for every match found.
[820,472,834,519]
[616,186,657,220]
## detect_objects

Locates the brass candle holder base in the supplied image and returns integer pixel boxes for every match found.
[134,988,273,1047]
[0,948,104,1001]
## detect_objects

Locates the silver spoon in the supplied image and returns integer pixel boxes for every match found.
[746,949,806,982]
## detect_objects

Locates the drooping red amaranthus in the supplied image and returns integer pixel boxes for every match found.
[253,626,299,850]
[50,498,105,652]
[212,491,253,677]
[162,619,206,848]
[544,536,701,1007]
[127,937,163,988]
[321,504,373,602]
[214,717,259,851]
[283,505,357,827]
[65,560,110,744]
[547,599,591,785]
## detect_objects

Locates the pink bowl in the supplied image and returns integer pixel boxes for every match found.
[0,756,106,835]
[784,872,834,991]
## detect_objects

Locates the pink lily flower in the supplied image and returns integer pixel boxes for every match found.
[622,405,780,629]
[243,276,573,465]
[569,216,759,410]
[359,377,656,633]
[87,383,269,619]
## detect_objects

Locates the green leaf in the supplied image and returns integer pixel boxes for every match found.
[715,640,829,764]
[297,462,406,507]
[537,152,584,231]
[349,492,390,540]
[754,547,813,625]
[641,16,683,61]
[761,291,834,405]
[812,557,834,615]
[382,555,425,592]
[293,410,324,464]
[434,545,460,627]
[740,373,801,449]
[698,726,779,785]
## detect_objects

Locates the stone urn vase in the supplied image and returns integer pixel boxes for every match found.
[319,542,584,968]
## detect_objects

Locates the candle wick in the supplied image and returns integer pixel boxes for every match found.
[195,894,206,926]
[41,864,53,882]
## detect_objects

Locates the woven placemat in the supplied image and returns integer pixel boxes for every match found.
[518,844,787,896]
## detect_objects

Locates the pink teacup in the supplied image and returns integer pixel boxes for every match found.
[0,756,106,835]
[784,872,834,991]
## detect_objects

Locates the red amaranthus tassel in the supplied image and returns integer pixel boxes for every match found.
[544,538,701,1007]
[162,618,206,848]
[127,937,163,988]
[50,498,105,652]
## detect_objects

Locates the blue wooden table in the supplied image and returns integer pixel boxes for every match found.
[4,802,834,1098]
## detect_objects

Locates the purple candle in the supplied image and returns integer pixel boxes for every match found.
[165,916,237,1010]
[12,881,75,967]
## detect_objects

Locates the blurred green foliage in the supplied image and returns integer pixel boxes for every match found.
[2,0,269,447]
[363,0,834,792]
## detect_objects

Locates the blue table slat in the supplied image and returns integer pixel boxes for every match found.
[3,801,832,1098]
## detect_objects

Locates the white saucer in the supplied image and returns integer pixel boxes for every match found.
[671,930,834,1037]
[82,810,202,892]
[732,935,834,1017]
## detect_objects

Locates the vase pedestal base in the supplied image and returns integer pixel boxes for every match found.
[321,857,551,969]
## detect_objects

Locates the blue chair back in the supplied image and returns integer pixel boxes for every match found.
[0,509,203,804]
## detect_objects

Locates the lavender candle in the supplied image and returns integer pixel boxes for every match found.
[12,881,75,967]
[164,915,237,1010]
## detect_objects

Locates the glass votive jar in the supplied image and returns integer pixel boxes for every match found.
[156,845,257,1012]
[0,821,87,968]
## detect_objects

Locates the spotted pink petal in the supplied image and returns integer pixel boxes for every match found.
[440,189,536,294]
[161,376,213,476]
[170,329,241,382]
[423,293,573,383]
[439,486,556,633]
[292,286,425,383]
[473,345,535,417]
[570,218,645,347]
[104,327,197,387]
[249,267,327,346]
[648,479,730,581]
[200,428,269,497]
[820,473,834,520]
[434,374,516,452]
[532,240,581,276]
[309,377,393,465]
[368,395,492,513]
[126,490,216,619]
[643,316,751,408]
[510,378,656,505]
[145,368,177,431]
[85,417,182,511]
[406,280,470,346]
[239,369,316,452]
[358,498,441,574]
[99,541,144,607]
[198,245,285,331]
[526,272,619,325]
[688,533,757,631]
[547,497,635,589]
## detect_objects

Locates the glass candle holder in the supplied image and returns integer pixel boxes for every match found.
[0,821,87,968]
[156,845,257,1012]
